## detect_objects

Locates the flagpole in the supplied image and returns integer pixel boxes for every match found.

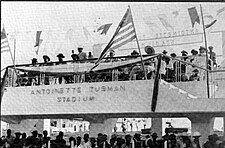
[200,4,210,98]
[129,5,147,80]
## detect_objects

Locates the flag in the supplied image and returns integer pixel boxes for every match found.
[83,27,91,40]
[143,16,159,32]
[93,7,136,69]
[216,7,225,16]
[188,7,200,28]
[158,14,173,30]
[1,27,10,53]
[34,31,42,47]
[205,19,217,29]
[1,68,8,102]
[97,23,112,35]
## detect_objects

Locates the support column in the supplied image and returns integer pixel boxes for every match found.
[88,118,117,137]
[9,119,44,136]
[223,117,225,141]
[151,118,162,138]
[188,114,214,147]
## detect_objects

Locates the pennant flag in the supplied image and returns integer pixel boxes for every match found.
[97,23,112,35]
[188,7,200,28]
[34,31,42,47]
[1,27,10,53]
[35,39,43,55]
[93,7,136,69]
[143,16,159,32]
[158,14,173,30]
[205,19,217,29]
[216,7,225,16]
[83,27,91,40]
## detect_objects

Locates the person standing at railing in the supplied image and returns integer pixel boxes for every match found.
[208,46,217,69]
[78,47,87,61]
[196,47,207,81]
[166,53,177,82]
[180,50,189,81]
[56,53,66,84]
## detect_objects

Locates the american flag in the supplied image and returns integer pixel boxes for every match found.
[1,27,10,53]
[93,7,136,69]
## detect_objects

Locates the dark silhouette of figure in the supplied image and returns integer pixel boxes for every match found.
[71,50,79,61]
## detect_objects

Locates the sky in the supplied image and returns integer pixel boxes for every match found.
[1,2,225,130]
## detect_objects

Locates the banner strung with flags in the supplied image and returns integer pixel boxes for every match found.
[34,31,43,55]
[1,27,10,53]
[92,7,136,69]
[188,7,200,28]
[97,23,112,35]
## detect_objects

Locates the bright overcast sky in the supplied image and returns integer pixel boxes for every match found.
[1,2,225,69]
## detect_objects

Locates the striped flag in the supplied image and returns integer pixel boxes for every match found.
[93,7,136,69]
[1,27,10,53]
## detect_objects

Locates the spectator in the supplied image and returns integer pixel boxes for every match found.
[56,53,65,63]
[83,133,91,148]
[43,55,51,64]
[54,131,66,147]
[121,134,132,148]
[78,47,87,61]
[68,137,76,148]
[12,132,21,148]
[151,133,159,148]
[71,50,79,61]
[131,50,139,56]
[90,137,96,148]
[76,136,84,148]
[162,50,168,55]
[191,131,201,148]
[3,129,15,148]
[88,52,93,59]
[99,134,110,148]
[208,46,217,68]
[26,130,39,148]
[42,130,50,148]
[31,58,38,66]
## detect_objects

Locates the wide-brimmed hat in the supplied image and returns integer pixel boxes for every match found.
[192,131,201,137]
[31,58,37,62]
[199,46,206,51]
[170,53,177,57]
[208,46,213,49]
[57,53,65,58]
[78,47,83,50]
[181,50,188,55]
[191,49,198,54]
[162,50,168,54]
[43,55,50,62]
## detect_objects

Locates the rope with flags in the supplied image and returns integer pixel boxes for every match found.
[91,7,136,70]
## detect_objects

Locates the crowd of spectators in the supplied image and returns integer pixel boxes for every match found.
[1,128,224,148]
[6,46,218,87]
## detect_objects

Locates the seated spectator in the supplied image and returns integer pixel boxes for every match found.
[78,47,87,61]
[57,53,65,64]
[71,50,79,61]
[131,50,139,56]
[43,55,51,64]
[88,52,94,59]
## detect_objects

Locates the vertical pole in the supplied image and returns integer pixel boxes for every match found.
[129,5,147,80]
[12,38,16,87]
[200,4,210,98]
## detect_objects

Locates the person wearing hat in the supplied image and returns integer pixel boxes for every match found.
[180,50,189,81]
[56,53,65,63]
[208,46,217,68]
[151,133,159,148]
[43,55,51,63]
[166,53,177,82]
[31,58,38,66]
[162,50,168,55]
[3,129,15,147]
[12,132,21,147]
[191,131,201,148]
[77,47,87,61]
[71,50,79,61]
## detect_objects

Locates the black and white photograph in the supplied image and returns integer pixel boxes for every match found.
[1,1,225,148]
